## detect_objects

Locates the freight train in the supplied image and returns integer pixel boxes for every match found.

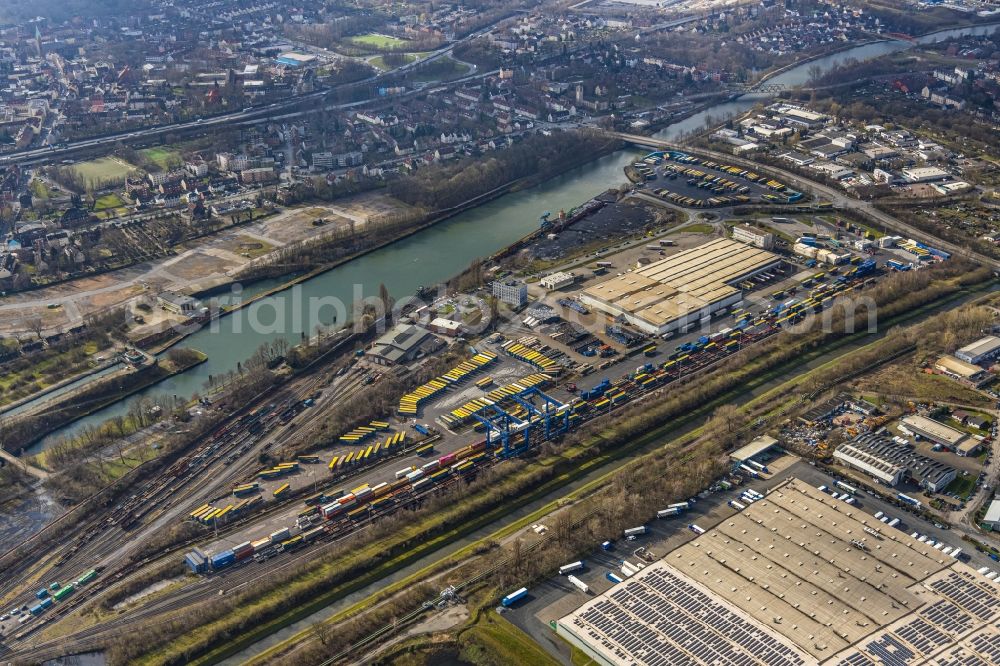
[187,441,491,574]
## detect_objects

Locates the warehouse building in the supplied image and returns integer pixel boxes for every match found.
[984,498,1000,530]
[729,435,779,464]
[538,271,576,290]
[730,223,775,249]
[901,414,973,453]
[833,441,905,486]
[837,433,957,491]
[983,499,1000,531]
[934,355,991,387]
[955,335,1000,365]
[579,238,781,336]
[368,324,441,365]
[558,478,999,666]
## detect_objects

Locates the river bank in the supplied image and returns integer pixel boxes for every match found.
[27,20,1000,453]
[7,351,207,456]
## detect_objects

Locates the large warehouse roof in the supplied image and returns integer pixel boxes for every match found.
[580,238,780,333]
[558,478,1000,666]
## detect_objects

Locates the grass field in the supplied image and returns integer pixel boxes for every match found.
[945,474,976,500]
[70,157,135,188]
[140,147,181,170]
[349,33,411,49]
[458,613,561,666]
[408,56,470,82]
[95,193,125,211]
[369,53,417,70]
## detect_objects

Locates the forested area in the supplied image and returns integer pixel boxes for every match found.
[388,130,621,210]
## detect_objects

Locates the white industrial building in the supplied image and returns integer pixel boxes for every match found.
[539,271,576,290]
[901,414,974,454]
[579,238,780,336]
[730,224,775,249]
[492,279,528,307]
[901,166,951,183]
[984,498,1000,530]
[955,335,1000,365]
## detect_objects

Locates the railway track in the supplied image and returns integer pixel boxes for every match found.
[4,277,884,660]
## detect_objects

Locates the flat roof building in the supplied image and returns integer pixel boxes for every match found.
[902,414,972,451]
[935,355,990,387]
[538,271,575,290]
[901,166,951,182]
[729,435,779,464]
[492,279,528,308]
[579,238,781,335]
[731,223,775,249]
[984,498,1000,529]
[558,478,999,666]
[956,335,1000,365]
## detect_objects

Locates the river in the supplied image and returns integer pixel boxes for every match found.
[27,22,1000,454]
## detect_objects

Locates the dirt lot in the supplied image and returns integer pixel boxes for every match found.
[851,360,994,409]
[0,193,418,336]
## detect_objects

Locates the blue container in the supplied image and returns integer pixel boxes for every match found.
[36,589,48,600]
[185,549,208,574]
[209,549,236,570]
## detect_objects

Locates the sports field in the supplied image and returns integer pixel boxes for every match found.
[349,33,411,49]
[69,157,135,187]
[140,147,181,170]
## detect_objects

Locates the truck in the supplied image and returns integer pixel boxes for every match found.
[606,571,624,584]
[835,481,858,495]
[501,587,529,607]
[887,518,900,528]
[412,423,430,436]
[729,500,746,510]
[567,575,590,594]
[897,493,921,508]
[559,561,584,575]
[667,501,690,511]
[601,541,614,551]
[657,508,681,519]
[688,524,706,535]
[739,464,760,479]
[624,526,647,538]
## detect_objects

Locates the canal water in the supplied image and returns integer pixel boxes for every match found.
[27,22,999,453]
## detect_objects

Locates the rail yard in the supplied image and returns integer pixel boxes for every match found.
[0,140,992,666]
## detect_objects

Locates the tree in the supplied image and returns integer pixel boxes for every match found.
[26,316,44,340]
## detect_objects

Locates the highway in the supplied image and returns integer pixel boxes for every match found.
[0,21,504,168]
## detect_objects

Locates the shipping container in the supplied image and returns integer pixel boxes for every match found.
[270,528,291,544]
[210,550,236,570]
[606,572,623,584]
[185,548,208,573]
[396,466,417,480]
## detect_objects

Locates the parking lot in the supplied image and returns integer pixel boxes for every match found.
[500,456,999,666]
[630,152,801,208]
